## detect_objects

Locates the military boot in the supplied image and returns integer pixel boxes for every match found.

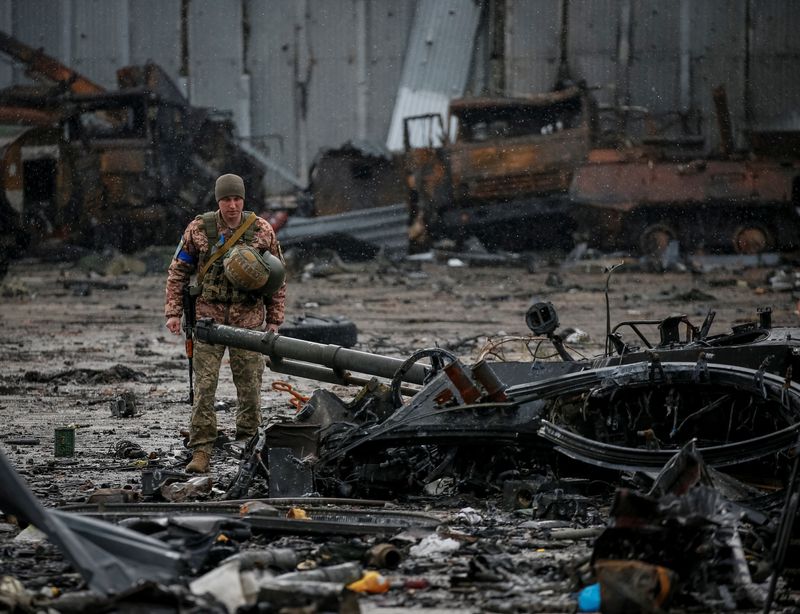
[186,449,210,473]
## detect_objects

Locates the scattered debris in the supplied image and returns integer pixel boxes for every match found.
[110,391,137,418]
[23,365,145,384]
[3,257,800,612]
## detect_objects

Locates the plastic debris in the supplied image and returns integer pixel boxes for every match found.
[347,570,391,594]
[577,582,600,612]
[0,576,32,612]
[409,533,461,558]
[454,507,483,525]
[160,476,213,502]
[190,559,260,612]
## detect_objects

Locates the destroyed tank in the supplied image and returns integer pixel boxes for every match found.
[196,303,800,501]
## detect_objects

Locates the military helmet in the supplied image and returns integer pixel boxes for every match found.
[224,245,285,295]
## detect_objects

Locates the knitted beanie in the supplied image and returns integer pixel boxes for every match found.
[215,173,245,201]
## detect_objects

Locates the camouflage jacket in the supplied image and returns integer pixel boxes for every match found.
[164,211,286,330]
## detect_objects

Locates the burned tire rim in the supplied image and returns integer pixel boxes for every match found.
[732,224,772,255]
[639,223,676,256]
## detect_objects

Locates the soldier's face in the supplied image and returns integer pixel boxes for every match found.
[218,196,245,226]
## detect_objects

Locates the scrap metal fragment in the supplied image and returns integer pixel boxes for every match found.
[0,446,185,595]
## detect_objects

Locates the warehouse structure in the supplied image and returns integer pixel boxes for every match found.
[0,0,798,193]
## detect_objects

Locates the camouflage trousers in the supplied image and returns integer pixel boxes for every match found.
[188,339,265,453]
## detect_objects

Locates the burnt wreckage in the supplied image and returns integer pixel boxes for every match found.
[194,301,800,608]
[0,31,268,277]
[195,302,800,501]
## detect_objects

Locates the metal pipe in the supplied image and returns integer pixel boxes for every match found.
[195,320,428,385]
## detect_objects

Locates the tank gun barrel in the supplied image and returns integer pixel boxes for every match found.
[195,319,428,386]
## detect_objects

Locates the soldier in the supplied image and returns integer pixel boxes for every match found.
[165,173,286,473]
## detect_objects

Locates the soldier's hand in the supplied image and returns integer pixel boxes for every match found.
[166,316,182,335]
[267,323,280,333]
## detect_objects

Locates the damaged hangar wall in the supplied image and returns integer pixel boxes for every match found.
[0,0,798,193]
[0,0,181,89]
[504,0,800,150]
[247,1,416,191]
[0,0,415,193]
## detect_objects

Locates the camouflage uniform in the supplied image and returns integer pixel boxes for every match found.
[165,211,286,453]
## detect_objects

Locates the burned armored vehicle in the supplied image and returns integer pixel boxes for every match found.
[402,81,800,256]
[193,300,800,501]
[570,131,800,256]
[0,32,267,277]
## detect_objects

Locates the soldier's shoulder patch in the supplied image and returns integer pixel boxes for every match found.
[173,238,185,260]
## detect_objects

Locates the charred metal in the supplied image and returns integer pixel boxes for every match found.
[0,32,267,274]
[195,303,800,503]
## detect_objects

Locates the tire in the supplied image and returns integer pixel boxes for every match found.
[638,222,677,256]
[732,224,773,255]
[279,314,358,347]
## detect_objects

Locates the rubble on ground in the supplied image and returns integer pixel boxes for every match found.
[2,256,800,613]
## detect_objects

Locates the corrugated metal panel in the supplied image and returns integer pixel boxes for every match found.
[0,1,11,86]
[277,203,408,257]
[568,0,619,107]
[71,0,130,88]
[749,1,800,129]
[627,0,680,115]
[187,0,245,126]
[7,0,72,86]
[689,0,746,151]
[248,0,416,193]
[247,0,301,193]
[305,0,359,159]
[386,0,482,151]
[129,0,181,79]
[505,0,561,97]
[367,2,416,142]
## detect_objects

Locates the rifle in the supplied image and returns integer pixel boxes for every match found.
[182,286,197,405]
[224,428,268,500]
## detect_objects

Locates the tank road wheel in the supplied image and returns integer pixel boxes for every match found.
[732,224,773,255]
[638,223,676,256]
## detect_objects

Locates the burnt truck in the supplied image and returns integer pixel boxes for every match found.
[403,85,593,253]
[0,32,267,277]
[403,84,800,256]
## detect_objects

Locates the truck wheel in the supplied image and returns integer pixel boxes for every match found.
[638,223,676,256]
[732,225,772,254]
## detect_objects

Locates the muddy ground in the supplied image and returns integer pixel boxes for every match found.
[0,250,798,612]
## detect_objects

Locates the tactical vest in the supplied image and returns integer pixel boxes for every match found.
[197,211,259,304]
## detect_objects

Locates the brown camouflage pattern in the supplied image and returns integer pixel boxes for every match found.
[189,340,265,452]
[164,211,286,329]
